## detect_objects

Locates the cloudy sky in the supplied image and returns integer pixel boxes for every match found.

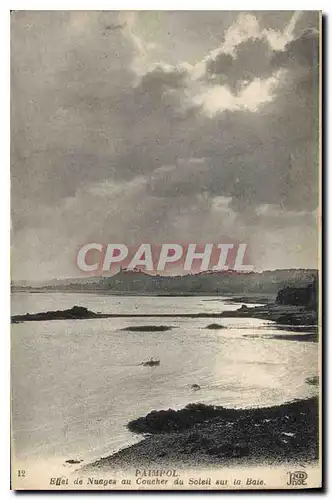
[11,11,320,280]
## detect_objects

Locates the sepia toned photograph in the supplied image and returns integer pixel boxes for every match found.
[11,10,321,490]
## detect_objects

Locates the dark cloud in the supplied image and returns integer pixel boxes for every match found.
[205,27,319,95]
[206,38,273,91]
[11,11,320,278]
[273,28,319,68]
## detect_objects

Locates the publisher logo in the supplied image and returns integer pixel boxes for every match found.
[287,471,308,486]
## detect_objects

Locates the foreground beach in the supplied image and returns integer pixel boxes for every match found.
[84,396,318,471]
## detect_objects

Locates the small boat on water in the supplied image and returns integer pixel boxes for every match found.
[141,358,160,367]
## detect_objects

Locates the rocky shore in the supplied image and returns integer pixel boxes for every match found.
[85,397,318,471]
[11,303,318,327]
[11,305,99,323]
[219,303,318,326]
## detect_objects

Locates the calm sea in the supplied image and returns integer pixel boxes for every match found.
[11,292,318,471]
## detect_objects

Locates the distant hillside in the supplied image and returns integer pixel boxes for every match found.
[12,269,318,296]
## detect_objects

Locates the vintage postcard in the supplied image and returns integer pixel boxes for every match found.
[11,10,322,490]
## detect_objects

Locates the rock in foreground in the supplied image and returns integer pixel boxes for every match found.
[86,397,318,470]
